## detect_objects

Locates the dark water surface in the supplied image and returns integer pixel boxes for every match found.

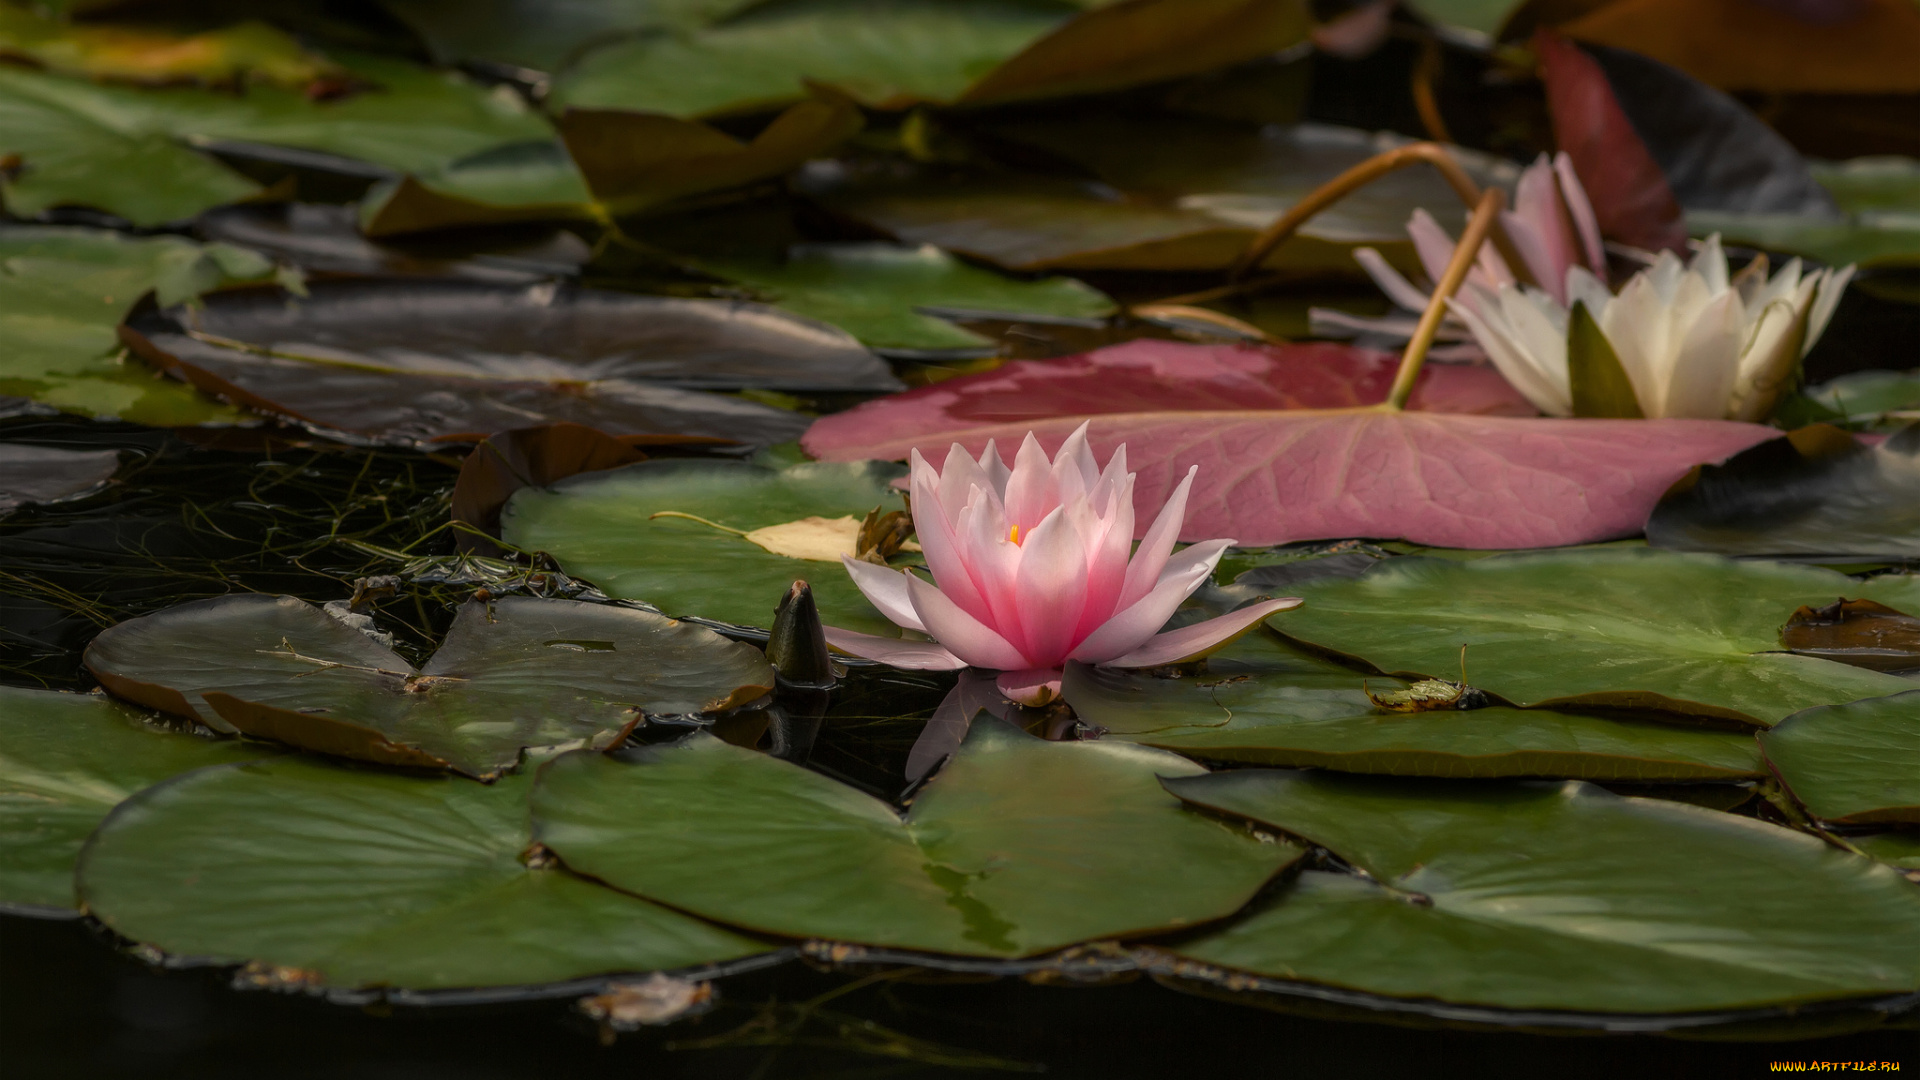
[4,915,1914,1079]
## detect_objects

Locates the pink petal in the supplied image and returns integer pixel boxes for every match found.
[839,557,927,633]
[1100,598,1303,669]
[956,488,1029,655]
[1003,432,1057,535]
[1554,151,1606,274]
[1500,211,1563,305]
[1118,464,1196,610]
[1406,208,1460,288]
[1009,505,1090,668]
[912,451,993,624]
[996,668,1063,707]
[1353,246,1432,312]
[1514,155,1575,295]
[1071,478,1134,642]
[906,572,1033,670]
[1070,539,1231,663]
[823,627,967,670]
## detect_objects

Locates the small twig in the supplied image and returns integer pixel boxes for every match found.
[1384,186,1505,411]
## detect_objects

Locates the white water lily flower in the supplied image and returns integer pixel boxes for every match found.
[1450,235,1854,421]
[1310,151,1606,346]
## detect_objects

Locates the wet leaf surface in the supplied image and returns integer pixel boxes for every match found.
[1166,769,1920,1013]
[1063,632,1765,781]
[1762,689,1920,824]
[0,226,268,425]
[1268,549,1920,726]
[0,684,273,912]
[1647,424,1920,561]
[1784,366,1920,429]
[804,349,1775,548]
[501,457,908,634]
[121,279,845,445]
[0,444,120,514]
[78,755,772,989]
[82,594,774,777]
[532,720,1299,957]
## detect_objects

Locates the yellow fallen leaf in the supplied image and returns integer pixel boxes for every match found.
[743,516,920,562]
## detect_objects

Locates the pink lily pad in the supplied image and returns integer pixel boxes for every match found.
[804,341,1777,548]
[806,339,1535,459]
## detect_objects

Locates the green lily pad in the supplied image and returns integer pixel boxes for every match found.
[532,721,1298,957]
[83,594,775,778]
[1063,634,1766,781]
[1762,690,1920,824]
[550,0,1068,117]
[1854,832,1920,871]
[1689,209,1920,270]
[78,755,772,992]
[0,685,274,913]
[695,242,1116,353]
[0,226,270,425]
[1781,367,1920,429]
[1165,770,1920,1013]
[1812,156,1920,217]
[501,457,909,634]
[1271,550,1920,726]
[0,53,550,226]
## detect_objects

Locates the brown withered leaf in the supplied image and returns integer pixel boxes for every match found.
[1780,598,1920,673]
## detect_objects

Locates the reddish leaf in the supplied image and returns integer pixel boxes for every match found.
[805,339,1535,459]
[1534,29,1688,254]
[803,341,1777,548]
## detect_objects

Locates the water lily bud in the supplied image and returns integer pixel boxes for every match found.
[766,580,833,689]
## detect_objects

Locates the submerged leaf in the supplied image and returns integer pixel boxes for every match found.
[533,720,1299,957]
[0,685,273,913]
[83,594,775,777]
[1268,549,1920,726]
[1165,769,1920,1013]
[79,756,771,990]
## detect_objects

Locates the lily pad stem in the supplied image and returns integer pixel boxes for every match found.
[1227,142,1532,286]
[1383,187,1504,412]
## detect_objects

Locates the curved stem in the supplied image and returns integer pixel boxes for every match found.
[1384,187,1504,411]
[1411,38,1454,145]
[1228,142,1533,290]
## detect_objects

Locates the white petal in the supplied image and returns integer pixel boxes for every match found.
[1448,292,1570,416]
[1803,264,1856,357]
[1663,290,1743,419]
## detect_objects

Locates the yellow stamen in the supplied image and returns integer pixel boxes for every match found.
[1008,524,1020,545]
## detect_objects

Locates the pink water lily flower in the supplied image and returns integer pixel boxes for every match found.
[823,423,1300,707]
